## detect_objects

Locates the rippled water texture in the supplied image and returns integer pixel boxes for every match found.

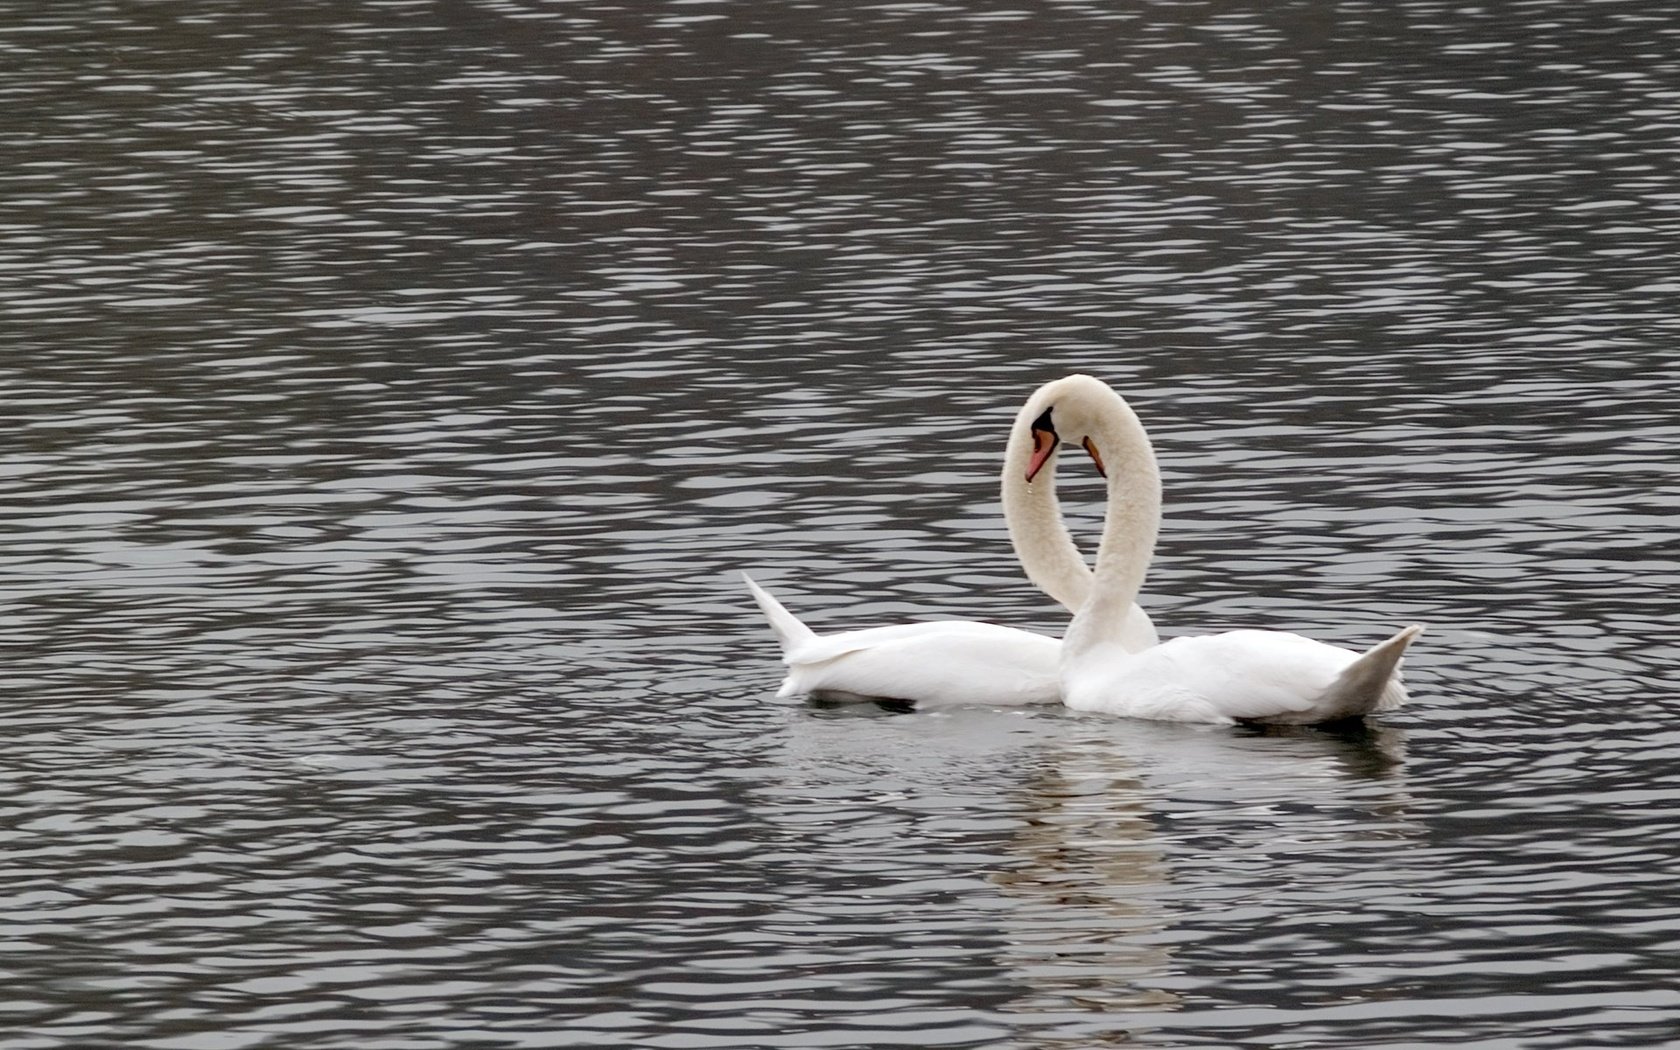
[3,1,1678,1047]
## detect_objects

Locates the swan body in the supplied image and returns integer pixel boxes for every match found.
[743,402,1159,706]
[1061,626,1421,725]
[746,574,1062,706]
[1019,374,1421,725]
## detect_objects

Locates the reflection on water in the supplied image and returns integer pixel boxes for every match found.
[2,0,1679,1046]
[767,710,1419,1046]
[996,723,1415,1042]
[993,740,1182,1033]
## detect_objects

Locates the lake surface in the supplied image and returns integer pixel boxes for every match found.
[3,1,1678,1047]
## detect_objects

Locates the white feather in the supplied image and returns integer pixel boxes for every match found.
[740,390,1158,707]
[745,573,1062,706]
[1022,375,1423,725]
[1063,626,1421,725]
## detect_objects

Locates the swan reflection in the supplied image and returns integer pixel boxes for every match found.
[769,705,1414,1044]
[990,718,1412,1043]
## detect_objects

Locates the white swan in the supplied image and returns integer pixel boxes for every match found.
[744,398,1159,707]
[1016,374,1422,725]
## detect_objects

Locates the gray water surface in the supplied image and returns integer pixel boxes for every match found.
[3,1,1678,1047]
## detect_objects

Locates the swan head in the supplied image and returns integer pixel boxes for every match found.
[1014,374,1134,482]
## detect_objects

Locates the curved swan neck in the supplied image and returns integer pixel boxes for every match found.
[1003,400,1092,615]
[1064,390,1161,658]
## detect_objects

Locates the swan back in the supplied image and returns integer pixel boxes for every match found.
[1063,626,1419,725]
[742,574,1065,706]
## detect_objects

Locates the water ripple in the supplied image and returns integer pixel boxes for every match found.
[0,0,1677,1047]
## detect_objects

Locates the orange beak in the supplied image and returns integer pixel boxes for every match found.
[1026,427,1057,482]
[1082,436,1106,478]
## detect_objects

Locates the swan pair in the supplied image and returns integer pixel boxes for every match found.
[745,375,1422,724]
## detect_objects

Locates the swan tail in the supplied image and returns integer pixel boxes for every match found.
[1313,624,1424,723]
[742,572,818,655]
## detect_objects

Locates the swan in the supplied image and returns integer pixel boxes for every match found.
[744,397,1159,706]
[1015,374,1422,725]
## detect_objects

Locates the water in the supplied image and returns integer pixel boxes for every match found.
[2,1,1678,1046]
